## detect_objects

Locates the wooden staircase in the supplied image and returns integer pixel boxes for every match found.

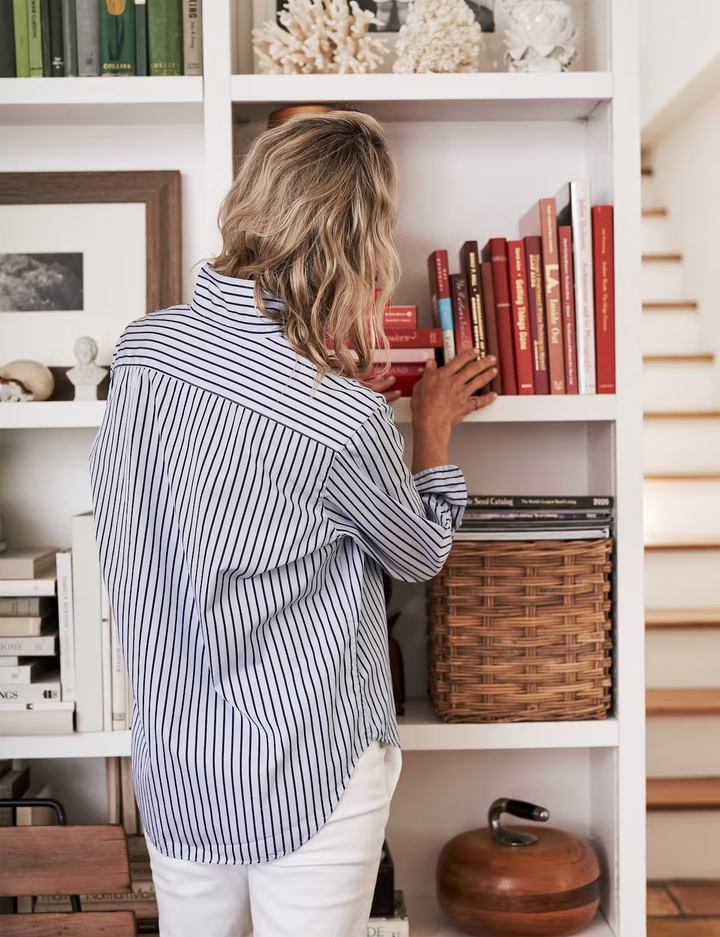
[649,881,720,937]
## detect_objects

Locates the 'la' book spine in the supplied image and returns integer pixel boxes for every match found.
[507,240,534,395]
[559,225,578,394]
[592,205,616,394]
[523,236,549,395]
[481,238,517,395]
[428,250,456,365]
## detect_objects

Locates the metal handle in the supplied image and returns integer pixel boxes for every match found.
[488,797,550,847]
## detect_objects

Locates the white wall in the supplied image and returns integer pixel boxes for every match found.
[640,0,720,133]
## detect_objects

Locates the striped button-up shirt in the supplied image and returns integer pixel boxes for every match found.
[89,265,467,863]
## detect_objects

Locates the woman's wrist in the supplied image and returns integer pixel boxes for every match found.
[411,419,451,475]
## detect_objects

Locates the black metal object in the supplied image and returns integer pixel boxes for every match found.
[488,797,550,847]
[0,797,82,912]
[370,840,395,918]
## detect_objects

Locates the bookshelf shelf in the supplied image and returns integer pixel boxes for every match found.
[230,72,614,123]
[0,402,106,430]
[407,898,613,937]
[0,77,204,125]
[1,730,132,760]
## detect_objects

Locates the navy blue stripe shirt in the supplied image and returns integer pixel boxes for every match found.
[90,265,466,863]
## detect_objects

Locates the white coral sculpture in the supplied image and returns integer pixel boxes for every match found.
[253,0,388,75]
[502,0,578,73]
[393,0,483,74]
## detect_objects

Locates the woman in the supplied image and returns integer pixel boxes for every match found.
[90,112,497,937]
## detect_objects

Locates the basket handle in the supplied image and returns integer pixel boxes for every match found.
[488,798,550,847]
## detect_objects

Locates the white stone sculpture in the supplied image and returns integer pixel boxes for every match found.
[0,360,55,401]
[393,0,483,74]
[502,0,578,73]
[253,0,388,75]
[67,337,108,401]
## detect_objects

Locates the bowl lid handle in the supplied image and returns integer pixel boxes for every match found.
[488,798,550,847]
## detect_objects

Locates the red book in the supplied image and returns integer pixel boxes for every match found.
[480,261,502,396]
[373,348,436,364]
[460,241,487,357]
[481,239,517,395]
[507,240,534,395]
[428,251,456,364]
[592,206,616,394]
[523,236,549,395]
[519,199,565,393]
[450,273,473,352]
[379,329,442,348]
[558,225,578,394]
[384,306,417,329]
[371,363,424,397]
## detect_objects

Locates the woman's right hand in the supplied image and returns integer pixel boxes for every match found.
[411,349,498,430]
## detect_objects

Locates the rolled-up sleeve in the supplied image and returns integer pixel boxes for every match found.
[322,404,467,582]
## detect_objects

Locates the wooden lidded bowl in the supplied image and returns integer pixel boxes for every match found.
[437,799,600,937]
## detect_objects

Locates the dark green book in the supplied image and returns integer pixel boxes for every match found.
[62,0,77,73]
[48,0,64,74]
[134,0,146,75]
[99,0,135,74]
[12,0,29,76]
[40,0,51,74]
[0,0,16,75]
[27,0,43,76]
[147,0,181,75]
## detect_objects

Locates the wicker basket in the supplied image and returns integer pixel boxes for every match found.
[427,539,613,723]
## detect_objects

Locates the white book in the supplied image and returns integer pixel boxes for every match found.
[0,578,56,598]
[0,617,48,636]
[0,548,57,580]
[101,583,112,731]
[17,782,57,826]
[56,550,76,702]
[0,596,53,616]
[0,659,52,684]
[0,656,20,666]
[111,604,127,731]
[367,892,409,937]
[72,512,103,732]
[0,701,75,735]
[0,631,57,656]
[121,756,138,835]
[556,181,596,395]
[0,670,61,701]
[107,756,121,824]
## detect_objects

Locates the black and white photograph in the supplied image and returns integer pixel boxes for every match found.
[0,253,84,313]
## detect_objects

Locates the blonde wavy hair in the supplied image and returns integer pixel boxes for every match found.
[212,111,399,380]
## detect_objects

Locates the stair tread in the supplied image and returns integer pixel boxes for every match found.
[646,543,720,552]
[649,884,683,917]
[643,302,699,310]
[647,777,720,810]
[643,253,683,262]
[643,207,669,217]
[648,922,720,936]
[647,688,720,715]
[645,474,720,481]
[643,354,715,363]
[647,609,720,628]
[645,411,720,420]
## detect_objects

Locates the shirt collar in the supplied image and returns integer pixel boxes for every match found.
[191,264,285,331]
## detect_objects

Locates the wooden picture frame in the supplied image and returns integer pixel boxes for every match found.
[0,171,182,315]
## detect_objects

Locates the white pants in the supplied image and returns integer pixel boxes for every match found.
[148,742,402,937]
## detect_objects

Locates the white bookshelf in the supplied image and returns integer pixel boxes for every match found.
[0,0,645,932]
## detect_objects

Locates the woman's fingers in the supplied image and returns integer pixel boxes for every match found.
[445,348,480,374]
[464,391,498,414]
[454,354,496,382]
[466,368,498,395]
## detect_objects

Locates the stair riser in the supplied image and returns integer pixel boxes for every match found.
[642,175,660,210]
[642,311,703,356]
[646,629,720,688]
[646,551,720,607]
[645,422,720,474]
[642,216,675,253]
[648,812,720,878]
[642,263,687,302]
[647,716,720,777]
[643,364,717,411]
[644,480,720,543]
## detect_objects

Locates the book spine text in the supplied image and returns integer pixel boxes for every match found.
[592,205,616,394]
[507,240,534,395]
[558,225,578,394]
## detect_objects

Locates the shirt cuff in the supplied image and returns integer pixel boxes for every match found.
[413,465,467,531]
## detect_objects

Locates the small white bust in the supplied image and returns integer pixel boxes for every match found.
[67,337,108,402]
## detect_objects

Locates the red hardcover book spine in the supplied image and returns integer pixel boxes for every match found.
[559,225,578,394]
[384,307,417,328]
[378,329,442,348]
[540,198,565,393]
[450,273,473,352]
[480,261,502,396]
[460,241,487,357]
[371,363,425,397]
[507,240,534,395]
[428,250,456,364]
[592,205,616,394]
[523,236,549,395]
[481,239,517,395]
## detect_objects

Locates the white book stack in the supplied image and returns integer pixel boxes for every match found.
[0,548,74,735]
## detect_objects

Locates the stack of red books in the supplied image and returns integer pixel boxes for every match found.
[372,302,441,397]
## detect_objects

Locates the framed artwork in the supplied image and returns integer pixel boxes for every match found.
[0,172,181,369]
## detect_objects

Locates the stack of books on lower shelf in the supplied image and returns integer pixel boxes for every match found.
[371,299,440,398]
[456,495,615,542]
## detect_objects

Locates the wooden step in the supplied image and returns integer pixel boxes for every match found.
[645,412,720,420]
[647,609,720,629]
[643,354,715,363]
[643,207,669,218]
[649,922,720,936]
[646,543,720,552]
[648,880,720,935]
[644,302,699,311]
[648,778,720,811]
[645,474,720,481]
[644,253,683,263]
[647,688,720,716]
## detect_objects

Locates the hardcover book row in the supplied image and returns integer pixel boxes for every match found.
[1,0,202,77]
[428,182,616,397]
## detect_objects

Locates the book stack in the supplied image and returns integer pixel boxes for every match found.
[457,495,614,542]
[429,182,616,396]
[1,0,202,78]
[371,299,442,397]
[0,547,75,735]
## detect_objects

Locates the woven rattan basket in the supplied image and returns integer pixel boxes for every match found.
[427,539,613,723]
